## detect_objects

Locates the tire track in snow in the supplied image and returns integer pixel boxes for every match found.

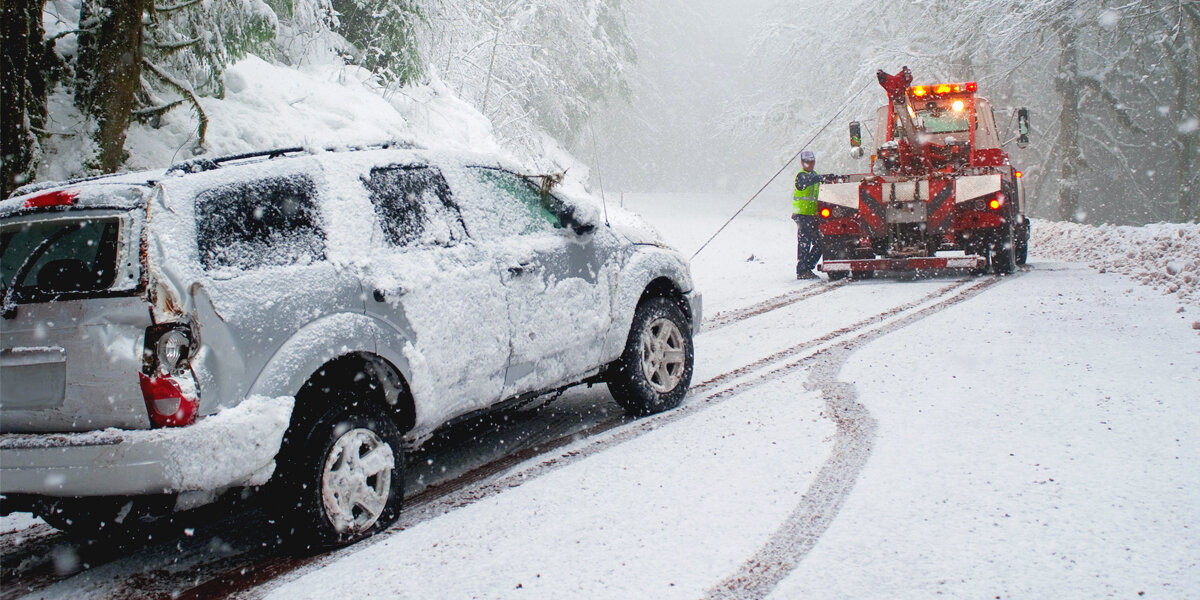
[691,278,969,397]
[703,275,1007,600]
[704,280,849,332]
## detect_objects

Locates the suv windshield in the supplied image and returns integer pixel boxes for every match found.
[1,216,122,303]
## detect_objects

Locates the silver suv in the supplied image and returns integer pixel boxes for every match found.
[0,146,700,547]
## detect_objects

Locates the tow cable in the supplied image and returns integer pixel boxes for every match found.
[689,78,874,262]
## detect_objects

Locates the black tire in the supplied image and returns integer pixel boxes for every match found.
[272,403,404,550]
[823,239,852,281]
[1015,219,1030,266]
[990,224,1017,275]
[608,296,694,416]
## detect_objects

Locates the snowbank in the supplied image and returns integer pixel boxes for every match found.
[120,56,502,171]
[1031,219,1200,308]
[36,55,507,183]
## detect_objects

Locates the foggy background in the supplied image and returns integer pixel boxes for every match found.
[580,0,1199,226]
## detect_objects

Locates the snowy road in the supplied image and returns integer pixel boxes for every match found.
[2,194,1197,599]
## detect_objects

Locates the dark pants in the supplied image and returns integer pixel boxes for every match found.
[794,214,822,275]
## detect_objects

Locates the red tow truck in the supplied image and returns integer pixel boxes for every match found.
[817,67,1032,279]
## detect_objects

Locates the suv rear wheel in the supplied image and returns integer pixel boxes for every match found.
[608,297,694,416]
[275,403,404,549]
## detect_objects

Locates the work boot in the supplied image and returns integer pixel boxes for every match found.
[796,271,817,280]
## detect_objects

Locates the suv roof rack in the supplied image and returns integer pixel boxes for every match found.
[165,140,423,176]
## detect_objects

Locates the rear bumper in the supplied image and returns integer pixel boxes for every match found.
[0,396,293,497]
[820,256,985,273]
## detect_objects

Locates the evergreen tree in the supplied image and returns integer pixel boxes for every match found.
[1,0,53,197]
[333,0,425,85]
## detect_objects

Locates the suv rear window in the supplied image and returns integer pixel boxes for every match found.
[1,216,123,303]
[195,176,326,271]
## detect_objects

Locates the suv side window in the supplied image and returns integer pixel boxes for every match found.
[463,168,563,239]
[363,166,466,247]
[195,175,326,271]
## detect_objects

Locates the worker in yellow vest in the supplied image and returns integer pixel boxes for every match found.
[793,150,822,279]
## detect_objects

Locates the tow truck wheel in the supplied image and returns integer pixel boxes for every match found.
[990,224,1018,275]
[1015,219,1030,266]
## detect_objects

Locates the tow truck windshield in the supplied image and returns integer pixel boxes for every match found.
[913,99,970,134]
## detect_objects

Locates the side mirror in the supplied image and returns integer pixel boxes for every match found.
[572,222,596,236]
[849,121,865,160]
[1017,108,1031,149]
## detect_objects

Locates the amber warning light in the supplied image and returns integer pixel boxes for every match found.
[910,82,977,97]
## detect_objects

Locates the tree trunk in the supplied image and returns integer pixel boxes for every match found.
[76,0,149,173]
[1,0,48,197]
[1054,24,1083,223]
[1174,64,1197,223]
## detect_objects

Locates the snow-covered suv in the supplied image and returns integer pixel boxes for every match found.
[0,145,700,547]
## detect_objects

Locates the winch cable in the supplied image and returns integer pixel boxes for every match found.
[689,78,874,262]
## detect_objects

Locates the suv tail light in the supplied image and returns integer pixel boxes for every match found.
[139,373,199,427]
[141,324,200,428]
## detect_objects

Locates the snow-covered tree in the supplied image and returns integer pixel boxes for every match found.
[424,0,635,154]
[332,0,425,85]
[1,0,55,197]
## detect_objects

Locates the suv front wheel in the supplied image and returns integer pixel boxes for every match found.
[608,296,694,416]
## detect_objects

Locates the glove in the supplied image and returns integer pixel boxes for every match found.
[795,172,820,190]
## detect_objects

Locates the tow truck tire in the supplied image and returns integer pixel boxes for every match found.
[823,240,852,281]
[1015,219,1030,266]
[274,403,404,550]
[991,224,1017,275]
[608,297,694,416]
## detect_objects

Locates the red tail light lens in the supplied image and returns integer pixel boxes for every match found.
[989,198,1002,210]
[820,208,832,218]
[139,373,199,427]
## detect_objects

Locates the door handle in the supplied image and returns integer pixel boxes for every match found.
[373,288,406,302]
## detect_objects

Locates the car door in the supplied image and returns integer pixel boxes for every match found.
[447,167,617,398]
[173,164,368,408]
[359,165,510,421]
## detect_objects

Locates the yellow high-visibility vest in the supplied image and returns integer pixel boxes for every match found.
[794,170,820,215]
